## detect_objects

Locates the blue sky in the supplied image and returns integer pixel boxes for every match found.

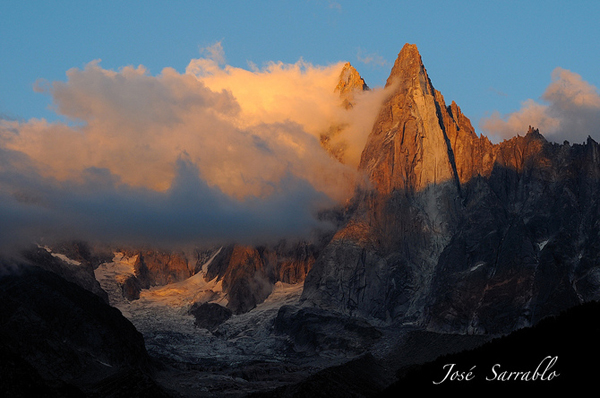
[2,1,599,131]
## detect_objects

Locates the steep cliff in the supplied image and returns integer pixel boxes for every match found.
[301,44,600,334]
[303,43,463,322]
[429,129,600,333]
[334,62,369,109]
[203,240,321,314]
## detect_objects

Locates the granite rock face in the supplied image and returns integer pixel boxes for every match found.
[303,44,463,324]
[359,43,458,194]
[334,62,369,109]
[428,130,600,334]
[130,249,193,288]
[188,302,232,331]
[273,305,383,356]
[103,248,194,301]
[302,44,600,334]
[204,240,322,314]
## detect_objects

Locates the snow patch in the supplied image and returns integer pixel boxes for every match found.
[38,244,82,266]
[97,360,112,368]
[134,268,226,310]
[538,239,549,251]
[94,252,139,306]
[470,262,485,272]
[50,252,81,266]
[202,246,222,274]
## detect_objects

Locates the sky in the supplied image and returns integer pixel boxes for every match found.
[1,1,599,251]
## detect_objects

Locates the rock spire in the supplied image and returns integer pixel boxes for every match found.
[334,62,369,109]
[360,43,459,194]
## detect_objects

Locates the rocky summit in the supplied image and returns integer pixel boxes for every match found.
[302,43,600,335]
[334,62,369,109]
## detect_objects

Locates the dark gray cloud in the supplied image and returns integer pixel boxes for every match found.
[0,152,336,253]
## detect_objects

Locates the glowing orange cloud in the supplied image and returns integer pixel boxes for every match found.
[1,43,397,207]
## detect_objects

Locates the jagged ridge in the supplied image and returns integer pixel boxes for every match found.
[302,43,600,334]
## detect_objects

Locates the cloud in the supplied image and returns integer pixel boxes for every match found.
[0,151,334,252]
[0,44,390,251]
[185,45,392,168]
[356,48,388,68]
[480,68,600,143]
[479,99,561,143]
[201,41,226,66]
[328,1,342,11]
[488,87,508,97]
[186,50,345,138]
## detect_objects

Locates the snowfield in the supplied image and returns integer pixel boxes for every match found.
[94,252,304,365]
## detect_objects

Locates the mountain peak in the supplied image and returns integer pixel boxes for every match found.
[358,43,457,194]
[385,43,429,90]
[335,62,369,109]
[393,43,421,66]
[335,62,368,93]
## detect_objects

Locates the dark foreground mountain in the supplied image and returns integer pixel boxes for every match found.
[0,260,173,398]
[250,300,600,397]
[383,299,600,393]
